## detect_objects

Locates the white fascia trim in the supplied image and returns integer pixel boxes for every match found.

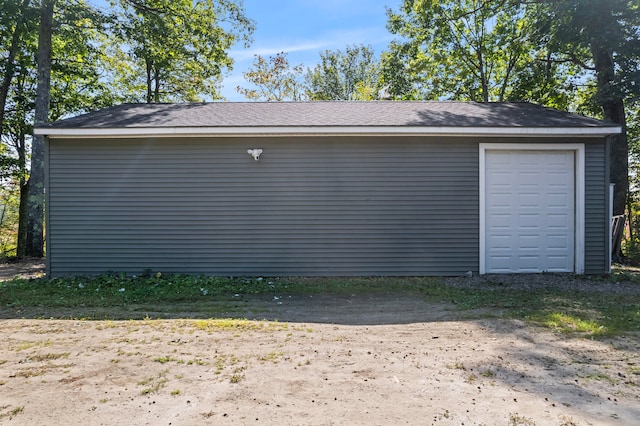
[35,125,621,138]
[479,143,585,275]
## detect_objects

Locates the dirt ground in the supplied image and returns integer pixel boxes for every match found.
[0,259,45,281]
[1,264,639,425]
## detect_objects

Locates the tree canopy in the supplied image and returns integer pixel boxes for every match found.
[109,0,255,102]
[236,52,306,101]
[306,44,381,100]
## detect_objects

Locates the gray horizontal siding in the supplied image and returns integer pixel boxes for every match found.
[584,141,608,274]
[47,136,479,277]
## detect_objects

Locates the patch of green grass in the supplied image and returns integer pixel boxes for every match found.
[0,275,294,311]
[0,275,439,311]
[153,356,184,364]
[418,280,640,337]
[2,273,639,336]
[534,312,606,335]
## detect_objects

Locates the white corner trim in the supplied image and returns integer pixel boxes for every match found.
[34,125,621,138]
[479,143,585,275]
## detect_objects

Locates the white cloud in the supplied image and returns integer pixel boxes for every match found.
[230,26,393,63]
[230,40,329,62]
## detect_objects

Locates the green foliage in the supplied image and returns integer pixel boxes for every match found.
[527,0,640,106]
[108,0,255,102]
[623,105,640,261]
[237,52,306,101]
[0,180,20,257]
[306,44,381,100]
[49,1,115,119]
[386,0,541,102]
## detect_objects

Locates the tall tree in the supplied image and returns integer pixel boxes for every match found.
[110,0,254,102]
[306,44,381,100]
[3,61,36,257]
[237,52,306,101]
[25,0,54,257]
[385,0,537,102]
[2,0,112,257]
[526,0,640,216]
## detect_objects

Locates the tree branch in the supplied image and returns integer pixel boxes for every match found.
[536,54,596,71]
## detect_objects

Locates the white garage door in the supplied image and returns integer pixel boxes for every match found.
[484,150,575,273]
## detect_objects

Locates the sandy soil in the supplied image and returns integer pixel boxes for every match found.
[0,291,638,426]
[1,263,640,425]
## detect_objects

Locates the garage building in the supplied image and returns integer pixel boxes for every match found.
[35,102,621,277]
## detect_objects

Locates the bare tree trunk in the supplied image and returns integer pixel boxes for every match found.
[153,67,160,102]
[146,59,153,103]
[17,180,28,258]
[26,0,55,258]
[16,131,27,258]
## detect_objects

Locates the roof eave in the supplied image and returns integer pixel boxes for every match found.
[34,125,622,138]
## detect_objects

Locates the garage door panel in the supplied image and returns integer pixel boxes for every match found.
[518,234,539,248]
[519,214,540,229]
[547,214,569,228]
[519,193,540,207]
[547,256,571,271]
[488,193,514,208]
[548,173,570,186]
[547,234,570,249]
[519,172,541,183]
[485,150,575,273]
[548,193,572,208]
[488,235,512,249]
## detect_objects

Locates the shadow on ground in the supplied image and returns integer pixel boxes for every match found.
[0,293,472,325]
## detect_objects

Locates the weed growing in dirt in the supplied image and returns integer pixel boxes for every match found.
[509,413,536,425]
[138,370,169,395]
[153,356,184,364]
[258,351,284,364]
[21,353,70,362]
[0,405,24,421]
[230,366,246,383]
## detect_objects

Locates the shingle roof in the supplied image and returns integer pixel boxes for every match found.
[41,101,614,129]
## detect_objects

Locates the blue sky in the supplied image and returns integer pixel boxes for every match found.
[222,0,400,101]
